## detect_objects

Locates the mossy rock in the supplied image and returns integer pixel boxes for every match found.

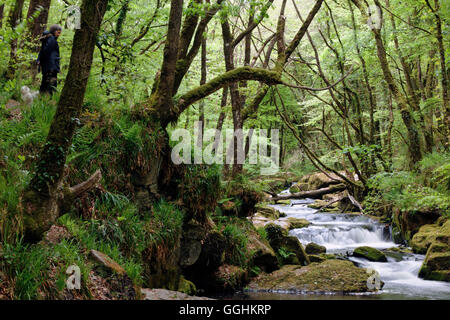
[297,183,309,191]
[305,242,327,255]
[289,184,300,193]
[265,223,288,248]
[286,217,310,230]
[353,246,387,262]
[320,253,337,260]
[177,277,197,295]
[419,243,450,282]
[264,223,310,266]
[385,246,412,254]
[307,172,342,190]
[308,200,328,209]
[392,208,441,243]
[248,260,378,293]
[278,246,300,265]
[214,265,248,292]
[308,200,341,212]
[247,227,279,273]
[410,224,441,254]
[255,204,282,220]
[276,200,291,205]
[308,254,326,263]
[418,220,450,282]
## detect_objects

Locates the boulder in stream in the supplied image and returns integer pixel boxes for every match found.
[247,260,378,293]
[286,217,310,230]
[255,204,284,219]
[305,242,327,254]
[353,246,387,262]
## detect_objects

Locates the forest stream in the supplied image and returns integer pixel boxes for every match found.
[232,190,450,300]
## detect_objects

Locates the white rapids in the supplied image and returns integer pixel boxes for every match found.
[268,194,450,300]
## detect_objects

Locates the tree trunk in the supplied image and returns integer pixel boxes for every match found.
[4,0,25,80]
[0,4,5,28]
[23,0,109,242]
[428,0,449,148]
[197,34,207,146]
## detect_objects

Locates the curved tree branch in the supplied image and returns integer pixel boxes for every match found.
[176,67,282,115]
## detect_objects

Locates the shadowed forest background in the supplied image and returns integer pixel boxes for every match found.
[0,0,448,300]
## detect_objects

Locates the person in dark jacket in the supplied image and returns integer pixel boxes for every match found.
[37,24,62,95]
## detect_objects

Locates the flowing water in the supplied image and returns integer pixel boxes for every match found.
[240,193,450,300]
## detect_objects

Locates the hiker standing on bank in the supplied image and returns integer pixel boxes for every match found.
[37,24,62,95]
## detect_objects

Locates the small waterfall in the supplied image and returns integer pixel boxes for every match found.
[290,224,392,251]
[267,194,450,299]
[271,200,393,252]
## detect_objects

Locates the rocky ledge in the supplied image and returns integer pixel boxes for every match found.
[141,288,213,300]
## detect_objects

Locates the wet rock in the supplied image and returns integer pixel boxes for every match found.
[248,260,376,293]
[383,248,412,262]
[385,246,413,254]
[308,200,328,209]
[308,199,340,212]
[255,204,282,220]
[353,246,387,262]
[286,217,310,230]
[305,242,327,255]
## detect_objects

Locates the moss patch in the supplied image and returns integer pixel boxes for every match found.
[247,260,373,293]
[353,246,387,262]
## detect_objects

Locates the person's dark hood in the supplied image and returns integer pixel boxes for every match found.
[39,30,52,42]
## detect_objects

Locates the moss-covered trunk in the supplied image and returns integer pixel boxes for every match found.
[23,0,109,242]
[4,0,25,80]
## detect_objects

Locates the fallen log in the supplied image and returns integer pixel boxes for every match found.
[271,183,346,202]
